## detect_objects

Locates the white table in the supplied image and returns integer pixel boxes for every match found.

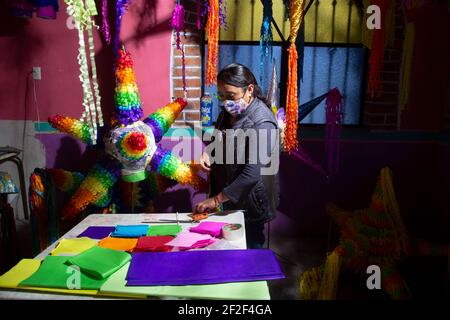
[0,211,247,300]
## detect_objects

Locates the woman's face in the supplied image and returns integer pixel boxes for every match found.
[217,81,254,104]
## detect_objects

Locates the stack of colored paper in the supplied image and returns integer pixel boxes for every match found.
[110,225,149,238]
[166,231,215,250]
[189,221,228,238]
[126,249,285,286]
[19,256,106,290]
[68,246,131,280]
[50,237,97,256]
[77,226,115,239]
[133,236,174,252]
[98,237,138,252]
[147,224,181,237]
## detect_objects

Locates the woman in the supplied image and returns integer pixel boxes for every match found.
[194,63,280,249]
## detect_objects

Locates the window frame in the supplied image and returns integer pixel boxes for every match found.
[201,40,369,128]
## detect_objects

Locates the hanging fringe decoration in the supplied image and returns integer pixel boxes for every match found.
[260,0,273,85]
[171,1,185,50]
[114,0,130,56]
[181,44,187,93]
[218,0,227,29]
[171,1,187,93]
[297,21,305,82]
[65,0,103,145]
[266,59,279,115]
[205,0,219,86]
[283,0,291,20]
[291,147,328,178]
[100,0,111,44]
[197,0,225,30]
[367,0,391,97]
[325,88,343,177]
[284,0,304,153]
[196,0,202,29]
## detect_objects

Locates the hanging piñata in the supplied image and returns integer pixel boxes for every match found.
[48,48,206,220]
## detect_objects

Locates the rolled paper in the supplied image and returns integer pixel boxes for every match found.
[222,223,244,241]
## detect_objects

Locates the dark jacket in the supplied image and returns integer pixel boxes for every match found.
[209,97,280,224]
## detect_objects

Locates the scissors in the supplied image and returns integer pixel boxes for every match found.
[140,210,242,224]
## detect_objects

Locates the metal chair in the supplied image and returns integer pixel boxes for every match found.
[0,146,29,220]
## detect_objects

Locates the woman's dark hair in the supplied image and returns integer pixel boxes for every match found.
[217,63,269,106]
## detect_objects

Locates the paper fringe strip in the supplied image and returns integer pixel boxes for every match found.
[325,88,344,177]
[205,0,219,86]
[100,0,111,44]
[171,2,187,93]
[260,0,273,85]
[284,0,304,153]
[171,2,185,49]
[114,0,130,56]
[197,0,226,30]
[65,0,103,145]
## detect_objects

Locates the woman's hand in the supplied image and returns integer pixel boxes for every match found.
[194,197,217,213]
[199,151,211,172]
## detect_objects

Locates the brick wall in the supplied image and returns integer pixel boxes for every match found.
[170,0,202,128]
[363,1,404,131]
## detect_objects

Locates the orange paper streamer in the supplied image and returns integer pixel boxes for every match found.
[205,0,219,86]
[284,0,304,153]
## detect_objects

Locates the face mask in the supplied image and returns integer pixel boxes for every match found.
[221,96,249,115]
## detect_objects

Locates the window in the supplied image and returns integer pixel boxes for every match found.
[202,42,367,125]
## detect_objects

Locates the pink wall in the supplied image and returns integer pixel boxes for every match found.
[0,0,173,122]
